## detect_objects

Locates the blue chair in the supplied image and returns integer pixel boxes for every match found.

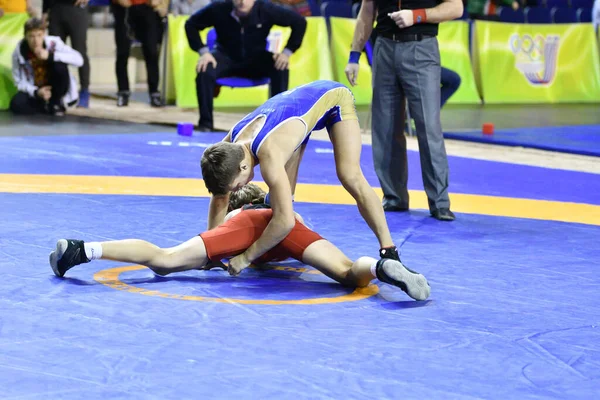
[321,1,353,19]
[571,0,594,9]
[525,7,552,23]
[206,29,270,89]
[577,7,593,22]
[499,7,526,23]
[551,7,577,22]
[544,0,568,8]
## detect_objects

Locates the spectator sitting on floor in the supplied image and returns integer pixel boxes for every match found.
[184,0,307,132]
[10,17,83,116]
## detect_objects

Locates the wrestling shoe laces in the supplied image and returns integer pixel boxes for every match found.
[49,239,90,278]
[379,246,400,261]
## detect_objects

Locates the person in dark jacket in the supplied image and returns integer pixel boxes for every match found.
[184,0,307,131]
[42,0,90,107]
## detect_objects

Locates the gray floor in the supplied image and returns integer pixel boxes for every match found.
[0,112,167,137]
[217,103,600,131]
[439,103,600,131]
[98,89,600,129]
[1,102,599,138]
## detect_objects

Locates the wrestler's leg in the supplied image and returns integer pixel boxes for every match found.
[329,119,394,249]
[300,239,431,300]
[300,239,376,288]
[100,237,209,276]
[49,236,208,278]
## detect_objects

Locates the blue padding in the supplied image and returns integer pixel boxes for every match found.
[1,131,599,205]
[444,125,600,158]
[1,192,599,398]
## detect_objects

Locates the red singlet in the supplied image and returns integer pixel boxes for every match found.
[199,209,323,263]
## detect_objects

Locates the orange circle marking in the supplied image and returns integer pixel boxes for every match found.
[93,265,379,305]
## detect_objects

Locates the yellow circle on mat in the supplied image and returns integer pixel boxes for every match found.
[93,265,380,305]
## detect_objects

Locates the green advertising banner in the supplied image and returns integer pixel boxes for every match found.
[0,13,28,110]
[329,18,481,105]
[168,15,333,108]
[437,21,481,104]
[329,17,373,106]
[475,20,600,103]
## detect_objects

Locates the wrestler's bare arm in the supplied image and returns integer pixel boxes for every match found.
[207,193,230,230]
[242,152,296,261]
[205,133,234,230]
[284,143,306,196]
[267,119,308,195]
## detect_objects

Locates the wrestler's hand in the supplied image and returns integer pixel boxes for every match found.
[344,62,359,86]
[388,10,414,29]
[228,253,250,276]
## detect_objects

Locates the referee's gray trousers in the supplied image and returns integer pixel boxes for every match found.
[371,35,450,213]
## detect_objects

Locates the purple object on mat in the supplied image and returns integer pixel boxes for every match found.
[177,123,194,137]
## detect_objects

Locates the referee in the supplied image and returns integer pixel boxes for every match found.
[345,0,462,221]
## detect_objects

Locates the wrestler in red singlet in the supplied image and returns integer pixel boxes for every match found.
[199,207,323,264]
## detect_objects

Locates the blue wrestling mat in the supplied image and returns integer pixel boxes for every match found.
[444,125,600,157]
[1,128,600,399]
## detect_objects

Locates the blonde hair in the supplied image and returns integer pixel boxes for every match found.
[228,183,266,211]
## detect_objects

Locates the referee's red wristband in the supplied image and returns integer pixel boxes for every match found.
[412,9,427,24]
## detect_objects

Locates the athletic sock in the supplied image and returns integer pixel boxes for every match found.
[84,242,103,261]
[370,259,378,279]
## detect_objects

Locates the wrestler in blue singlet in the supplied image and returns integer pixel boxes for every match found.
[229,80,358,157]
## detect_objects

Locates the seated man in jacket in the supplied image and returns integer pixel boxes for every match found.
[184,0,307,131]
[10,17,83,116]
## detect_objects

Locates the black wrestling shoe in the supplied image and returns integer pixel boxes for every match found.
[49,239,89,278]
[379,246,400,261]
[375,258,431,301]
